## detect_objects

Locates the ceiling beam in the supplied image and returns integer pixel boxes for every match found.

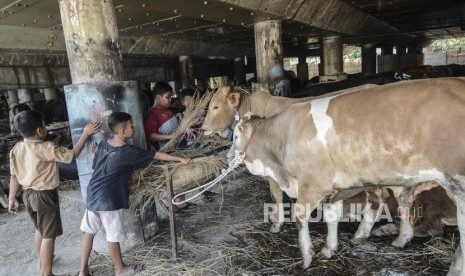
[0,25,254,59]
[216,0,418,44]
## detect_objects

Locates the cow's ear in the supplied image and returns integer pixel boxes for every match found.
[237,124,244,134]
[237,122,253,137]
[228,92,241,107]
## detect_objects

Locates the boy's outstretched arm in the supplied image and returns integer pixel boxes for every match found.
[154,152,191,164]
[148,129,182,142]
[73,123,100,159]
[8,175,20,213]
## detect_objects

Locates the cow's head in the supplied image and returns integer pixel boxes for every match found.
[229,113,261,158]
[201,85,241,138]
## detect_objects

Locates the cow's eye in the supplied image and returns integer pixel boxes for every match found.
[213,106,219,110]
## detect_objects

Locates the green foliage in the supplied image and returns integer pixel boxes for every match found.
[424,38,465,53]
[343,46,361,61]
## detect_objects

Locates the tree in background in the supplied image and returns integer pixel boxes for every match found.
[424,38,465,53]
[343,45,361,61]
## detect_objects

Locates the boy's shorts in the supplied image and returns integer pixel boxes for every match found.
[80,209,126,242]
[23,189,63,239]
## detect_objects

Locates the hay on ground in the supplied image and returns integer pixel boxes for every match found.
[130,156,226,210]
[90,171,458,276]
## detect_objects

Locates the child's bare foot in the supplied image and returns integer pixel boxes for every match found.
[115,264,143,276]
[78,268,91,276]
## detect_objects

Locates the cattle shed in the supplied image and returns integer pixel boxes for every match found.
[0,0,465,275]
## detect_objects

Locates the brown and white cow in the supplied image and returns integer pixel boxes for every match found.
[203,85,453,245]
[202,84,377,234]
[204,85,454,251]
[231,78,465,275]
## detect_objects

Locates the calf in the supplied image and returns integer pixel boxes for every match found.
[372,183,456,238]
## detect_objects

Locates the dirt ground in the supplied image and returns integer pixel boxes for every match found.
[0,169,459,276]
[0,182,95,276]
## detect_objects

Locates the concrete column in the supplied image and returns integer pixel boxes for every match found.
[362,43,377,76]
[6,89,18,107]
[43,88,58,101]
[59,0,124,84]
[296,56,309,82]
[59,0,153,253]
[7,89,19,135]
[397,46,407,55]
[321,35,347,82]
[254,20,289,96]
[18,89,34,106]
[179,56,194,89]
[233,57,247,85]
[196,78,208,90]
[382,46,394,55]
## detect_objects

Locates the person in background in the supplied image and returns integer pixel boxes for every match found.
[177,88,207,145]
[9,110,99,276]
[144,82,181,150]
[79,112,190,276]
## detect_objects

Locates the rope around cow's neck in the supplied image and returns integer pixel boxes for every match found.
[171,151,245,206]
[172,119,262,206]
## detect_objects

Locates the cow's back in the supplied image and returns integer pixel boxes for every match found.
[266,78,465,188]
[327,78,465,177]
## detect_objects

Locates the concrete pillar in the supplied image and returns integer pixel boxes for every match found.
[233,57,247,86]
[59,0,153,253]
[321,35,347,82]
[179,56,194,89]
[396,45,410,71]
[43,88,58,101]
[318,60,324,76]
[60,1,124,84]
[195,78,208,90]
[7,89,18,135]
[254,20,289,96]
[362,43,377,76]
[397,46,407,55]
[296,56,309,82]
[6,89,18,107]
[382,46,394,55]
[18,89,34,107]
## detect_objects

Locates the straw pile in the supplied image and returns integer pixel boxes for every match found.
[130,156,226,210]
[160,89,214,152]
[233,86,253,94]
[167,133,231,157]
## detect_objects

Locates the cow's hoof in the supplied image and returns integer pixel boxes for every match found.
[350,237,366,246]
[391,238,407,248]
[269,224,281,234]
[302,256,312,269]
[316,247,334,259]
[302,248,316,269]
[371,223,399,237]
